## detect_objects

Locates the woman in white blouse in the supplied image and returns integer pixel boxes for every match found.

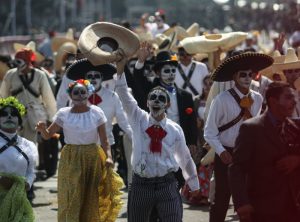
[36,79,123,222]
[0,96,36,222]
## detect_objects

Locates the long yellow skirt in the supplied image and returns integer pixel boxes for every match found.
[58,144,124,222]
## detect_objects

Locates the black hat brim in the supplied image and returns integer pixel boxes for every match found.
[211,53,274,82]
[66,58,116,81]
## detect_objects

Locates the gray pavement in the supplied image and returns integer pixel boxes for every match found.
[32,174,239,222]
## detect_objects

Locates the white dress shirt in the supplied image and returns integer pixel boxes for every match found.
[0,130,37,187]
[175,61,209,98]
[89,87,132,145]
[53,105,107,145]
[204,86,263,156]
[115,74,199,191]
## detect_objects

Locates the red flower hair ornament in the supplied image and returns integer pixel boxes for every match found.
[185,107,193,115]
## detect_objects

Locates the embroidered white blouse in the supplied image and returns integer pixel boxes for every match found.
[53,105,107,145]
[0,130,37,187]
[115,74,199,191]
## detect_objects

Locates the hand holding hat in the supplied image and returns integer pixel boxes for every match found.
[78,22,140,66]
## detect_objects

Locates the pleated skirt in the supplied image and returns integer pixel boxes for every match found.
[58,144,124,222]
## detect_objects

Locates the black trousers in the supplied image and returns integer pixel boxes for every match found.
[128,173,183,222]
[209,152,232,222]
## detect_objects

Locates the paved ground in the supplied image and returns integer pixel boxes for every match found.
[32,174,239,222]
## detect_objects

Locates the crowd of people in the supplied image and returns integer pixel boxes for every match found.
[0,9,300,222]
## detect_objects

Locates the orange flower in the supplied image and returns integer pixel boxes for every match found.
[240,96,254,109]
[185,107,193,115]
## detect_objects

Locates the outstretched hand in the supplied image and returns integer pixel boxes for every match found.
[137,42,152,63]
[35,121,47,132]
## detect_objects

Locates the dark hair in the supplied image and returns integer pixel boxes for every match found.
[265,81,291,107]
[148,86,170,103]
[0,106,23,126]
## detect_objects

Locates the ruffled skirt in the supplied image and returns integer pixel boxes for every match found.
[58,144,124,222]
[0,173,34,222]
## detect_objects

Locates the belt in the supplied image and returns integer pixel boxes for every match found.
[133,172,176,184]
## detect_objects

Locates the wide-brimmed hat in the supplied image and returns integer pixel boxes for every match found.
[272,48,300,72]
[135,27,154,43]
[13,41,45,63]
[153,51,178,72]
[212,52,274,82]
[179,32,248,54]
[154,31,177,53]
[51,28,77,53]
[0,61,9,80]
[66,58,116,81]
[260,50,286,81]
[78,22,140,66]
[54,42,78,73]
[163,26,190,41]
[186,23,200,37]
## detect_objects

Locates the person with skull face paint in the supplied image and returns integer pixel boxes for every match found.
[204,52,274,222]
[66,58,133,186]
[115,55,200,222]
[134,46,198,190]
[36,79,124,222]
[0,97,36,222]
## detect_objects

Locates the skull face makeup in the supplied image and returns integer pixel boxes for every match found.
[160,64,177,86]
[15,58,27,72]
[0,106,19,131]
[147,88,169,118]
[234,69,255,89]
[85,71,103,91]
[70,84,88,105]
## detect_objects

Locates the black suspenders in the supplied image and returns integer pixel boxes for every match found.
[178,63,199,96]
[0,132,30,166]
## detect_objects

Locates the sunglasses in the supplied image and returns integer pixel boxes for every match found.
[149,94,167,103]
[162,68,176,73]
[86,73,102,79]
[178,52,191,57]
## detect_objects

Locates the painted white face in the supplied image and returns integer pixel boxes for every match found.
[0,106,19,131]
[160,64,177,86]
[235,69,255,89]
[147,89,168,118]
[71,84,88,105]
[85,71,102,91]
[15,58,26,72]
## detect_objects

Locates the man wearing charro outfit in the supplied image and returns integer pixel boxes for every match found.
[204,51,273,222]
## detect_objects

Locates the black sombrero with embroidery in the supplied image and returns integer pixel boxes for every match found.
[211,52,274,82]
[66,58,116,81]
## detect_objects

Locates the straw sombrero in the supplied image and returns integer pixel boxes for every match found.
[51,28,77,53]
[179,32,248,54]
[272,48,300,72]
[65,58,116,81]
[212,52,274,82]
[260,50,286,81]
[163,26,190,41]
[135,27,153,43]
[13,41,45,63]
[186,23,200,37]
[154,32,177,52]
[54,42,78,73]
[78,22,140,66]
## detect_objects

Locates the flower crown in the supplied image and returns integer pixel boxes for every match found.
[66,79,95,94]
[0,96,26,116]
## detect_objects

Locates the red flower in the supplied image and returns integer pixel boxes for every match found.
[76,79,84,85]
[185,107,193,115]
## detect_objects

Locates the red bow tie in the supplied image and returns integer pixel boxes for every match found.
[145,125,167,154]
[88,93,102,105]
